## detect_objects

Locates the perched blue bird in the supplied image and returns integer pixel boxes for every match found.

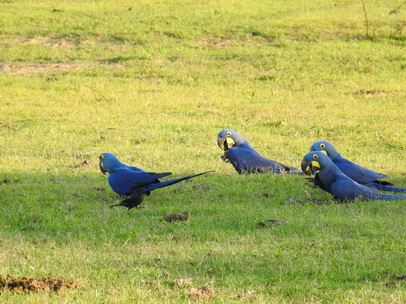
[217,129,302,174]
[99,153,214,209]
[307,140,406,193]
[301,151,406,201]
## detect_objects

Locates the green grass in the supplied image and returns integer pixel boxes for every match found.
[0,0,405,302]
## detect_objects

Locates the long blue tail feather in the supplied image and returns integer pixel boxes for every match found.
[142,170,215,192]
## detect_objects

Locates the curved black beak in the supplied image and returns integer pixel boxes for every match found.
[217,136,235,151]
[99,159,107,175]
[301,158,320,175]
[217,137,226,150]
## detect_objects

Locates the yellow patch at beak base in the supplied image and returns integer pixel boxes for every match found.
[310,161,321,168]
[225,137,235,148]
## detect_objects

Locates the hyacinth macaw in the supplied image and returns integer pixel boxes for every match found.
[217,129,302,174]
[301,151,406,201]
[99,153,214,209]
[306,140,406,193]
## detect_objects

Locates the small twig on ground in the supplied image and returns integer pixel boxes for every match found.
[393,21,406,35]
[82,85,111,103]
[360,0,371,39]
[389,1,406,15]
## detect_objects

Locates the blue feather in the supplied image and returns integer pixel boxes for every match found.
[99,153,214,209]
[309,141,406,193]
[302,152,406,201]
[218,129,302,174]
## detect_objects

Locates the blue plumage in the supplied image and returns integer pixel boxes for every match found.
[301,152,406,201]
[309,141,406,193]
[217,129,302,174]
[99,153,214,209]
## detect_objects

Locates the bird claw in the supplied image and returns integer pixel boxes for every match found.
[220,153,230,163]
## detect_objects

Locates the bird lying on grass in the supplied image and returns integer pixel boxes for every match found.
[301,151,406,201]
[305,140,406,193]
[99,153,214,210]
[217,129,302,174]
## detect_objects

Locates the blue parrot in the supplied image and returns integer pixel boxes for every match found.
[99,153,214,209]
[301,151,406,201]
[217,129,302,174]
[306,140,406,193]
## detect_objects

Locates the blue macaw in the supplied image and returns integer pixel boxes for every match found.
[217,129,302,174]
[306,140,406,193]
[99,153,214,209]
[301,151,406,201]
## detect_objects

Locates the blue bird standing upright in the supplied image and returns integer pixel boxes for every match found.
[99,153,214,209]
[301,151,406,201]
[306,140,406,193]
[217,129,302,174]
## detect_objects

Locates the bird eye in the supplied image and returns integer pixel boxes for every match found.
[226,131,232,136]
[99,155,104,160]
[313,154,319,159]
[320,143,325,149]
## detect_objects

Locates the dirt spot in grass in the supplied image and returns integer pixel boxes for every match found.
[259,219,290,227]
[174,278,193,288]
[105,287,118,295]
[192,184,212,191]
[163,212,189,223]
[0,275,78,294]
[383,282,399,288]
[394,274,406,280]
[353,89,387,96]
[237,290,256,299]
[94,187,106,191]
[1,179,20,184]
[197,39,231,47]
[309,199,331,205]
[97,196,110,202]
[80,159,93,167]
[19,37,77,48]
[188,286,215,301]
[0,63,83,76]
[0,62,123,76]
[285,198,304,205]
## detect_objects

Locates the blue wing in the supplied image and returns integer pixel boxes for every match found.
[330,178,375,201]
[128,166,145,172]
[227,145,294,173]
[108,168,172,196]
[334,156,388,184]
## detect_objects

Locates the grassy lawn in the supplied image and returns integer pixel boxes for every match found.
[0,0,405,302]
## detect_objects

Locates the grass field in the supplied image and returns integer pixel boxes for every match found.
[0,0,405,302]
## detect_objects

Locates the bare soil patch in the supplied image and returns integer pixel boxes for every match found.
[353,89,387,96]
[259,219,290,227]
[163,212,189,223]
[0,275,78,294]
[0,63,84,76]
[188,286,215,301]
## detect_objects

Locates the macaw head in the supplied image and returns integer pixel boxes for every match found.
[99,153,123,174]
[301,151,332,175]
[217,129,250,151]
[309,140,340,159]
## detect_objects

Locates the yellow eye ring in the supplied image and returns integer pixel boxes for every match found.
[320,143,325,149]
[313,154,319,159]
[99,155,104,160]
[226,131,232,136]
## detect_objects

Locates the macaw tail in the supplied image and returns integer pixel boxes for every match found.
[369,181,406,193]
[371,192,406,200]
[142,170,215,192]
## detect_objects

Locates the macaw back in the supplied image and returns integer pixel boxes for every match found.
[108,168,171,196]
[333,155,388,183]
[227,144,299,174]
